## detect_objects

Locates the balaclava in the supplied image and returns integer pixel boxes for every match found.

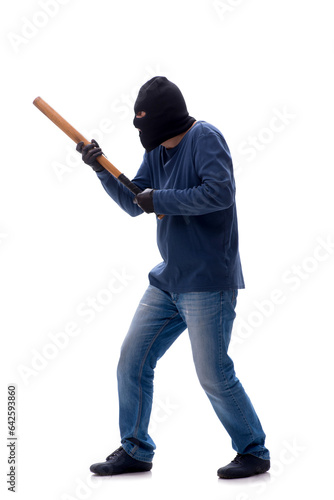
[133,76,196,152]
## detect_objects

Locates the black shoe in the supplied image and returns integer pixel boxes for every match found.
[217,453,270,479]
[90,447,153,476]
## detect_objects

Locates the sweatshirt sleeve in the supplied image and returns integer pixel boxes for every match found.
[96,154,152,217]
[152,130,235,216]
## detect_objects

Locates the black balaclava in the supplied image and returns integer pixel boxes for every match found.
[133,76,196,152]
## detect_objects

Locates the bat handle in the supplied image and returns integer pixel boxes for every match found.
[117,174,164,220]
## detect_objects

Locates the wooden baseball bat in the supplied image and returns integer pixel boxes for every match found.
[33,97,164,219]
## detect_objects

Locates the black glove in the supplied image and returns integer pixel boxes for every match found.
[76,139,105,172]
[133,188,155,213]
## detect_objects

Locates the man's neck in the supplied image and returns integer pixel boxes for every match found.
[161,121,197,149]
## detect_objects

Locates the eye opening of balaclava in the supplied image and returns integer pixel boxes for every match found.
[133,76,196,152]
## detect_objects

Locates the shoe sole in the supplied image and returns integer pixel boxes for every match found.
[218,467,270,479]
[90,464,153,476]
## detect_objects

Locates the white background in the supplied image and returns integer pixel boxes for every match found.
[1,0,333,499]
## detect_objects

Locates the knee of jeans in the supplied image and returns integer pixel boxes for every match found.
[117,345,155,383]
[196,359,236,393]
[117,346,132,380]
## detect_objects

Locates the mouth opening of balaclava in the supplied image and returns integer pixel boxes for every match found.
[133,76,196,152]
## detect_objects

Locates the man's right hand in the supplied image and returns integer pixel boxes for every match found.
[76,139,105,172]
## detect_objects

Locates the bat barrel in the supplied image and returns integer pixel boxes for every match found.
[33,97,90,146]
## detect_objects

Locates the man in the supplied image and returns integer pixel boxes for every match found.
[77,76,270,479]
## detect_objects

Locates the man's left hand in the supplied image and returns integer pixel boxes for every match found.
[133,188,155,214]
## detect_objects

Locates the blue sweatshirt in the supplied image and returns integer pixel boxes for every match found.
[96,121,245,293]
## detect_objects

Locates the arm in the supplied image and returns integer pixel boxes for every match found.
[153,131,235,216]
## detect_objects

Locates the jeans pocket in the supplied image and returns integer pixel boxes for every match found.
[222,289,238,308]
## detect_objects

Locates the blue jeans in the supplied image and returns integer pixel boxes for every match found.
[117,285,270,462]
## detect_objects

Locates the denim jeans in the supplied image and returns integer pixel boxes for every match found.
[117,285,270,462]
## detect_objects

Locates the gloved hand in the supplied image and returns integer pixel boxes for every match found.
[133,188,155,213]
[76,139,105,172]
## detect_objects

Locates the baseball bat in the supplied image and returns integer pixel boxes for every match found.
[33,97,164,219]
